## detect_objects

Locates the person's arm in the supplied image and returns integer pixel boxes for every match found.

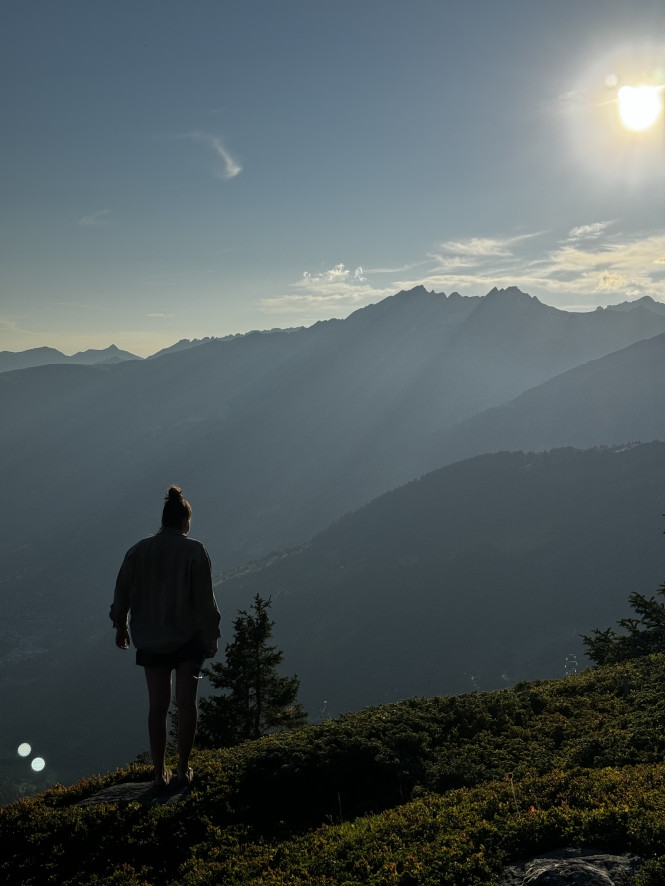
[192,545,221,656]
[110,554,132,651]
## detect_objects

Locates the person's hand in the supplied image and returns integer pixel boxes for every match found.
[115,626,131,650]
[205,640,218,658]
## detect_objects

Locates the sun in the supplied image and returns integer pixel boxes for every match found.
[617,84,663,131]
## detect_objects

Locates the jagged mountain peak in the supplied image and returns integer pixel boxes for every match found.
[69,345,140,363]
[383,284,538,313]
[393,284,437,298]
[600,295,665,316]
[484,285,537,302]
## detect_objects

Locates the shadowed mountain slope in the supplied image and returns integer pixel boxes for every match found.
[3,286,665,785]
[213,443,665,717]
[3,286,665,572]
[427,331,665,468]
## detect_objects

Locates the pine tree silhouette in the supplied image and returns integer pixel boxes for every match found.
[198,595,307,747]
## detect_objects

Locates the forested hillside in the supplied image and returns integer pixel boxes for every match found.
[217,443,665,715]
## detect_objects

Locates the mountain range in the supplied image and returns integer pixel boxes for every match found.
[0,344,140,373]
[0,328,306,373]
[2,285,665,786]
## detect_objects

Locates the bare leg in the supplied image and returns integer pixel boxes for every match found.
[175,660,201,780]
[144,666,172,783]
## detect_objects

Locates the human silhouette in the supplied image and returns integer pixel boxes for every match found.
[110,486,220,788]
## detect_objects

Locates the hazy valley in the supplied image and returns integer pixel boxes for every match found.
[2,285,665,789]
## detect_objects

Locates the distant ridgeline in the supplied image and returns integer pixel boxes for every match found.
[0,328,304,372]
[3,285,665,788]
[5,654,665,883]
[0,344,140,372]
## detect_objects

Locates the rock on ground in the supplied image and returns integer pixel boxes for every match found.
[76,780,190,807]
[501,847,642,885]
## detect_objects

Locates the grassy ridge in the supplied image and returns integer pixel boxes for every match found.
[5,655,665,885]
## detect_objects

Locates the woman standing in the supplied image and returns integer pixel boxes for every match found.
[110,486,221,788]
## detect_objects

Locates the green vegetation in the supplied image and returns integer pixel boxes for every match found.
[583,584,665,666]
[6,654,665,884]
[198,594,307,748]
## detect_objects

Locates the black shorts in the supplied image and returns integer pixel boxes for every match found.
[136,634,207,670]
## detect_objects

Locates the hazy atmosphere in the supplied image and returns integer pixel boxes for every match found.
[3,0,665,355]
[5,6,665,878]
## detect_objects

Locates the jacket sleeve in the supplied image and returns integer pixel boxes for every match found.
[192,544,221,646]
[109,552,132,630]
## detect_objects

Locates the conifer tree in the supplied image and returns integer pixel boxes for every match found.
[582,584,665,665]
[198,594,307,747]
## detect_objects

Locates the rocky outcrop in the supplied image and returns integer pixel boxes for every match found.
[501,847,642,885]
[76,780,190,807]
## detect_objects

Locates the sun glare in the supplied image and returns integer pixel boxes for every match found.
[618,85,663,131]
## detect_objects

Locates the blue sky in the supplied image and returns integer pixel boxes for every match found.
[3,0,665,356]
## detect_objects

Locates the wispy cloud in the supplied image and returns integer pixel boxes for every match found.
[411,227,665,307]
[567,221,614,242]
[0,316,22,336]
[535,232,665,297]
[259,223,665,324]
[77,209,110,227]
[187,131,242,180]
[437,234,539,258]
[147,312,174,319]
[362,261,429,274]
[424,233,546,277]
[596,271,627,291]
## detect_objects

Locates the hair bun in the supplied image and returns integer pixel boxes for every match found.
[161,485,192,528]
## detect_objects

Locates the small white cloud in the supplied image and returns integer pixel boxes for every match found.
[301,263,350,284]
[187,131,242,180]
[260,262,392,318]
[77,209,110,227]
[147,312,174,319]
[555,89,588,112]
[596,271,627,290]
[567,221,614,241]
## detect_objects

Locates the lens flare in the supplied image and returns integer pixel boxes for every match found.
[618,85,663,131]
[17,742,32,757]
[31,757,46,772]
